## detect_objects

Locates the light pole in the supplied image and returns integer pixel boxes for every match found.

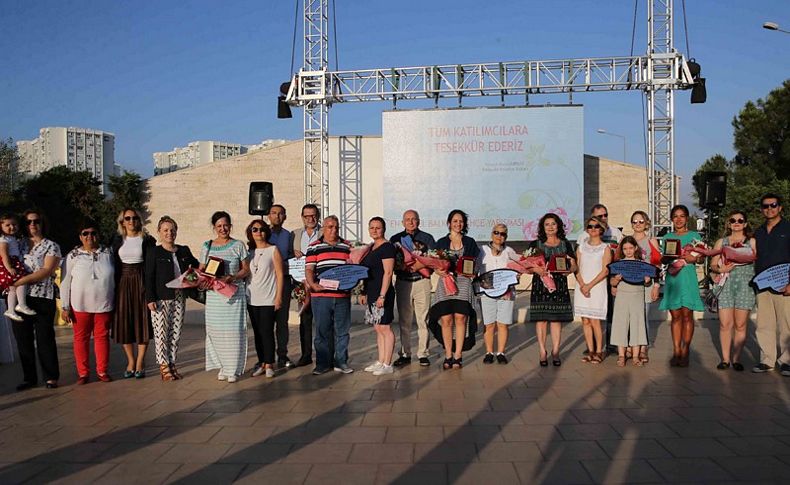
[596,128,626,163]
[763,21,790,34]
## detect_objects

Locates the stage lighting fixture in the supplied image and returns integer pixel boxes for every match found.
[277,81,293,119]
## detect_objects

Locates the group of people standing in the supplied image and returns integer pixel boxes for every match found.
[1,192,788,390]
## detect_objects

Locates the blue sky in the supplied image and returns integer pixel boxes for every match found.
[2,0,788,207]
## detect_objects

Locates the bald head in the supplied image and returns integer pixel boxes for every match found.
[402,210,420,234]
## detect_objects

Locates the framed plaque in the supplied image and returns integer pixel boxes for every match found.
[204,256,225,277]
[548,254,571,273]
[661,238,682,264]
[456,256,476,277]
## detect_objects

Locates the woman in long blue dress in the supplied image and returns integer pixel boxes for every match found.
[199,211,250,383]
[659,205,704,367]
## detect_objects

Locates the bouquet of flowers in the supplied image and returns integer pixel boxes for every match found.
[166,267,237,299]
[395,236,432,278]
[348,241,372,264]
[291,283,311,315]
[666,239,718,276]
[413,249,457,295]
[506,247,556,293]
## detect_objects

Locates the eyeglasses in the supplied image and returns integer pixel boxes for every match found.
[302,214,317,220]
[587,224,602,230]
[761,202,779,209]
[26,219,41,226]
[597,213,608,218]
[80,230,98,237]
[250,227,264,233]
[492,230,507,237]
[124,215,140,221]
[631,220,645,225]
[729,218,745,224]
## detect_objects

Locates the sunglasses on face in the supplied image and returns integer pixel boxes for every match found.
[81,230,98,237]
[587,224,602,230]
[124,216,140,222]
[302,214,317,219]
[492,230,507,237]
[729,218,745,224]
[26,219,41,226]
[597,213,608,218]
[251,227,264,233]
[631,220,645,225]
[761,202,779,209]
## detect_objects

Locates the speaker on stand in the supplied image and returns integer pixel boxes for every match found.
[249,182,274,217]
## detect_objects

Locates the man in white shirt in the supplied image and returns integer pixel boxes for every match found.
[291,204,322,367]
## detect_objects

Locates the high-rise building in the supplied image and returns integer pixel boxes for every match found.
[16,127,116,194]
[152,141,247,175]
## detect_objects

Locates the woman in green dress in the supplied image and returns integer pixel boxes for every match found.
[659,205,704,367]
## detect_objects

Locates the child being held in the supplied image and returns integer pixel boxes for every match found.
[0,213,36,322]
[609,236,653,367]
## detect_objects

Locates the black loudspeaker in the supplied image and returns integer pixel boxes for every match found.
[702,171,727,209]
[249,182,274,215]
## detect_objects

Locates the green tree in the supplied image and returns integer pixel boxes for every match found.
[0,138,19,206]
[102,171,151,237]
[693,81,790,240]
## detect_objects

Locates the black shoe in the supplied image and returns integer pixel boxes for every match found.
[45,381,58,389]
[752,363,774,373]
[418,357,430,367]
[311,367,331,375]
[296,356,313,367]
[732,362,744,372]
[716,362,731,370]
[279,359,294,369]
[496,353,508,364]
[16,382,34,391]
[780,363,790,377]
[483,353,495,364]
[392,356,412,367]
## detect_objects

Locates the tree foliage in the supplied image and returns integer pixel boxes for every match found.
[693,81,790,239]
[0,138,19,205]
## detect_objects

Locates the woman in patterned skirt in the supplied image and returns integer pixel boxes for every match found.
[429,210,480,370]
[144,216,198,381]
[112,208,156,378]
[199,211,250,383]
[527,213,577,367]
[710,210,756,372]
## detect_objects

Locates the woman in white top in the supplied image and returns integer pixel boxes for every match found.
[245,219,284,378]
[61,220,115,384]
[574,216,612,363]
[477,224,518,364]
[111,208,156,379]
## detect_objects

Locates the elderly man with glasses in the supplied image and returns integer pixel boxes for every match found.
[291,204,323,367]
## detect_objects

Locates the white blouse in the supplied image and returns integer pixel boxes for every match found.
[477,244,519,272]
[60,246,115,313]
[117,236,144,263]
[247,246,278,306]
[0,235,22,258]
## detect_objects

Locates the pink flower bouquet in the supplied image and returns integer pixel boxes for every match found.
[506,248,556,293]
[166,267,237,299]
[414,249,457,295]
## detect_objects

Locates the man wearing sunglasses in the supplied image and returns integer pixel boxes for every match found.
[753,193,790,376]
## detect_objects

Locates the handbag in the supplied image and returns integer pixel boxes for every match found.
[189,241,212,304]
[702,279,724,314]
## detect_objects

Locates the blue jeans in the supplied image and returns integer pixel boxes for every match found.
[312,296,351,369]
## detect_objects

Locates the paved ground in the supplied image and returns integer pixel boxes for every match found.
[0,297,789,484]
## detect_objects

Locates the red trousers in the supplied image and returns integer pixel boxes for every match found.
[72,311,111,377]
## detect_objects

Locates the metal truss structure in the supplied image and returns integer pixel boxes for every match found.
[290,0,694,235]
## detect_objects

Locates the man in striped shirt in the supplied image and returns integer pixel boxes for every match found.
[305,216,354,374]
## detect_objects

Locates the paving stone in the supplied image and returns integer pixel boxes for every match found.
[538,440,609,461]
[24,463,116,484]
[209,425,276,444]
[447,462,520,485]
[163,463,245,483]
[477,441,542,462]
[413,442,477,463]
[157,426,222,444]
[375,463,447,484]
[93,462,181,485]
[282,443,352,463]
[97,443,176,464]
[385,426,444,443]
[712,455,790,481]
[610,421,679,439]
[657,437,735,458]
[648,457,733,482]
[597,439,673,459]
[155,443,233,464]
[557,423,620,440]
[717,435,790,456]
[665,420,737,438]
[0,462,50,484]
[348,443,413,463]
[513,460,593,484]
[233,463,310,484]
[499,424,560,442]
[219,443,292,463]
[361,412,416,427]
[581,458,664,483]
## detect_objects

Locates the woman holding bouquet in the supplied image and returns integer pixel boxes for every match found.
[359,217,397,376]
[144,216,198,381]
[200,211,250,383]
[660,205,704,367]
[630,210,661,364]
[245,219,284,378]
[431,210,479,369]
[574,216,612,363]
[528,213,577,367]
[710,210,756,371]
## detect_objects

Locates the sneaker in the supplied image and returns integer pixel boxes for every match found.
[227,375,238,383]
[333,365,354,374]
[364,361,383,372]
[372,364,394,376]
[418,357,431,367]
[3,310,23,322]
[279,359,294,369]
[251,363,264,377]
[392,356,412,367]
[265,368,275,378]
[496,353,509,364]
[217,371,227,381]
[15,305,37,316]
[312,367,331,375]
[780,363,790,377]
[483,353,495,364]
[752,363,774,373]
